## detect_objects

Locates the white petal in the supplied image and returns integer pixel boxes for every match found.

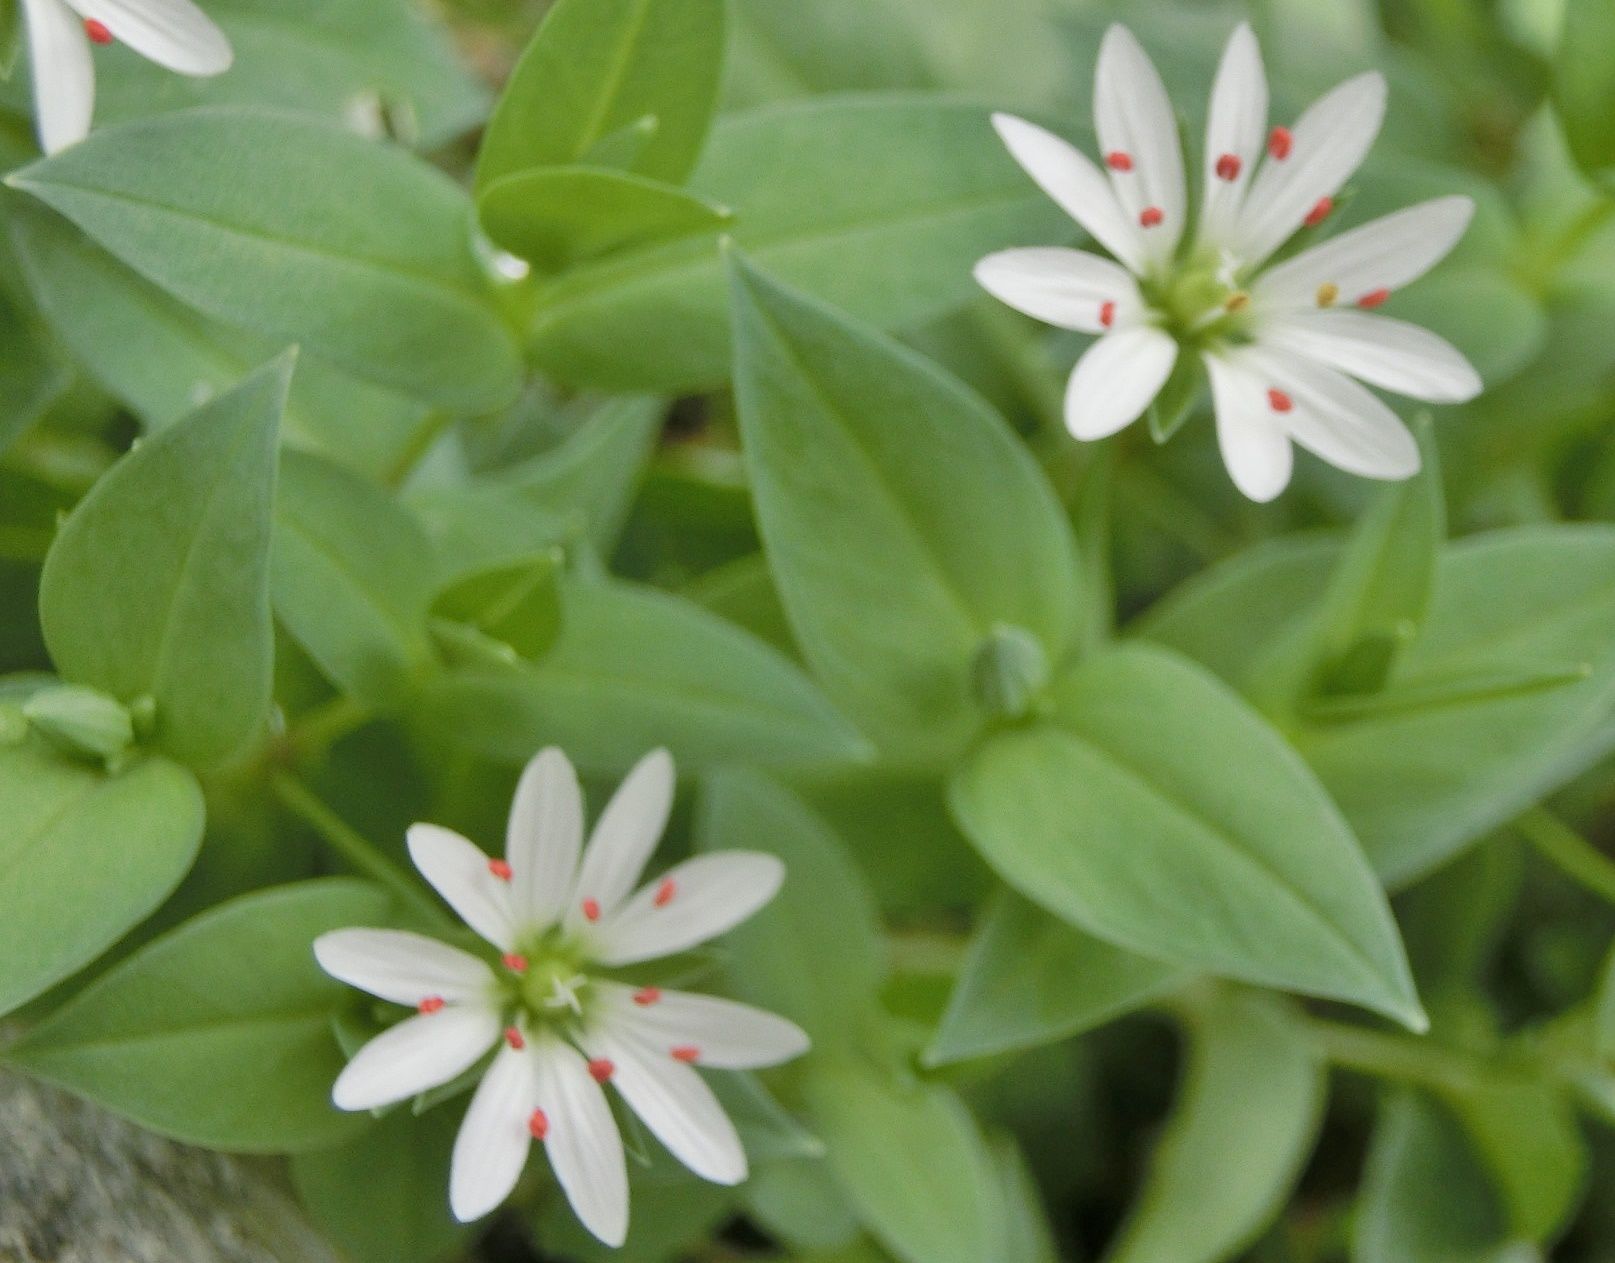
[592,852,785,967]
[23,0,93,155]
[506,747,584,933]
[1259,310,1482,402]
[1204,352,1294,502]
[1063,326,1178,440]
[1245,345,1421,479]
[991,112,1146,275]
[407,824,517,952]
[333,1006,501,1112]
[594,982,810,1070]
[1198,23,1268,249]
[585,1029,746,1185]
[66,0,231,75]
[533,1037,629,1247]
[450,1038,538,1223]
[974,248,1143,334]
[565,749,675,931]
[1094,24,1186,267]
[314,929,498,1007]
[1231,72,1386,269]
[1252,197,1475,310]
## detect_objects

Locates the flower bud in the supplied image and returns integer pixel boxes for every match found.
[971,625,1051,720]
[22,684,137,768]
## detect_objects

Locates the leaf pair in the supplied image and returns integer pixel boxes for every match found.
[728,252,1425,1029]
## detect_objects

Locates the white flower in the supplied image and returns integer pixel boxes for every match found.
[313,748,809,1245]
[976,23,1483,502]
[21,0,232,155]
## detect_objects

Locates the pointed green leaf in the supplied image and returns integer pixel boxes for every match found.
[529,98,1070,391]
[417,578,868,772]
[950,644,1425,1028]
[40,355,289,767]
[728,254,1079,765]
[6,879,392,1153]
[272,450,437,708]
[1555,0,1615,189]
[0,740,203,1017]
[8,109,521,412]
[1106,993,1324,1263]
[476,0,725,191]
[927,890,1187,1066]
[480,166,730,272]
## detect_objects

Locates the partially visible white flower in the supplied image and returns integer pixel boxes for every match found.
[21,0,233,155]
[314,748,808,1246]
[976,23,1482,502]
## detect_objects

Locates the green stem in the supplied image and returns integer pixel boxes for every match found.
[1303,1018,1488,1092]
[270,773,449,927]
[1518,807,1615,906]
[384,409,455,489]
[287,694,372,761]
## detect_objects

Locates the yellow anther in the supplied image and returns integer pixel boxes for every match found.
[1224,291,1251,313]
[1315,282,1340,308]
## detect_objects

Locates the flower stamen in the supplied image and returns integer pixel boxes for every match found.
[1356,288,1391,309]
[1139,206,1165,228]
[581,897,601,922]
[1315,282,1340,308]
[418,995,445,1015]
[1268,388,1295,413]
[84,18,114,44]
[1303,197,1333,228]
[1215,153,1242,181]
[528,1108,549,1140]
[1106,151,1134,171]
[1224,291,1251,313]
[502,953,529,973]
[632,987,662,1007]
[504,1026,526,1050]
[587,1058,615,1084]
[1268,127,1293,160]
[1099,300,1116,329]
[654,878,677,908]
[671,1046,701,1064]
[487,858,513,881]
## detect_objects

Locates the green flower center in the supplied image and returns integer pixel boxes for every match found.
[1141,258,1256,349]
[499,933,595,1030]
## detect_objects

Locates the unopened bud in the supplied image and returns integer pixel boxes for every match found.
[23,684,136,767]
[971,625,1051,720]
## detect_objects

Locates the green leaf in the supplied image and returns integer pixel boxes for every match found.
[6,878,392,1153]
[0,740,203,1017]
[990,1135,1059,1263]
[728,254,1079,765]
[39,354,289,768]
[272,450,437,708]
[1355,1092,1516,1263]
[8,109,521,413]
[1105,993,1324,1263]
[416,577,868,772]
[0,277,69,458]
[9,202,427,482]
[430,550,563,663]
[806,1057,1004,1263]
[696,769,886,1049]
[1308,418,1444,698]
[949,643,1425,1028]
[1554,0,1615,188]
[1142,526,1615,884]
[290,1104,469,1263]
[476,0,726,191]
[529,97,1070,391]
[927,890,1187,1066]
[81,0,488,149]
[480,166,730,272]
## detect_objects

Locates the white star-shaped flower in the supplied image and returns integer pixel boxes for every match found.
[21,0,233,155]
[313,747,809,1246]
[976,23,1483,502]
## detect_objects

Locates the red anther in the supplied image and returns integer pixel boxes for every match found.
[1215,153,1242,181]
[502,953,529,973]
[632,987,662,1007]
[84,18,113,44]
[587,1058,615,1084]
[418,995,446,1015]
[1268,127,1293,160]
[581,897,601,923]
[1303,197,1333,228]
[1099,300,1116,329]
[487,858,513,881]
[671,1046,701,1064]
[1139,206,1164,228]
[654,878,677,908]
[504,1026,526,1050]
[1267,388,1295,414]
[528,1108,549,1140]
[1356,288,1391,309]
[1105,151,1134,172]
